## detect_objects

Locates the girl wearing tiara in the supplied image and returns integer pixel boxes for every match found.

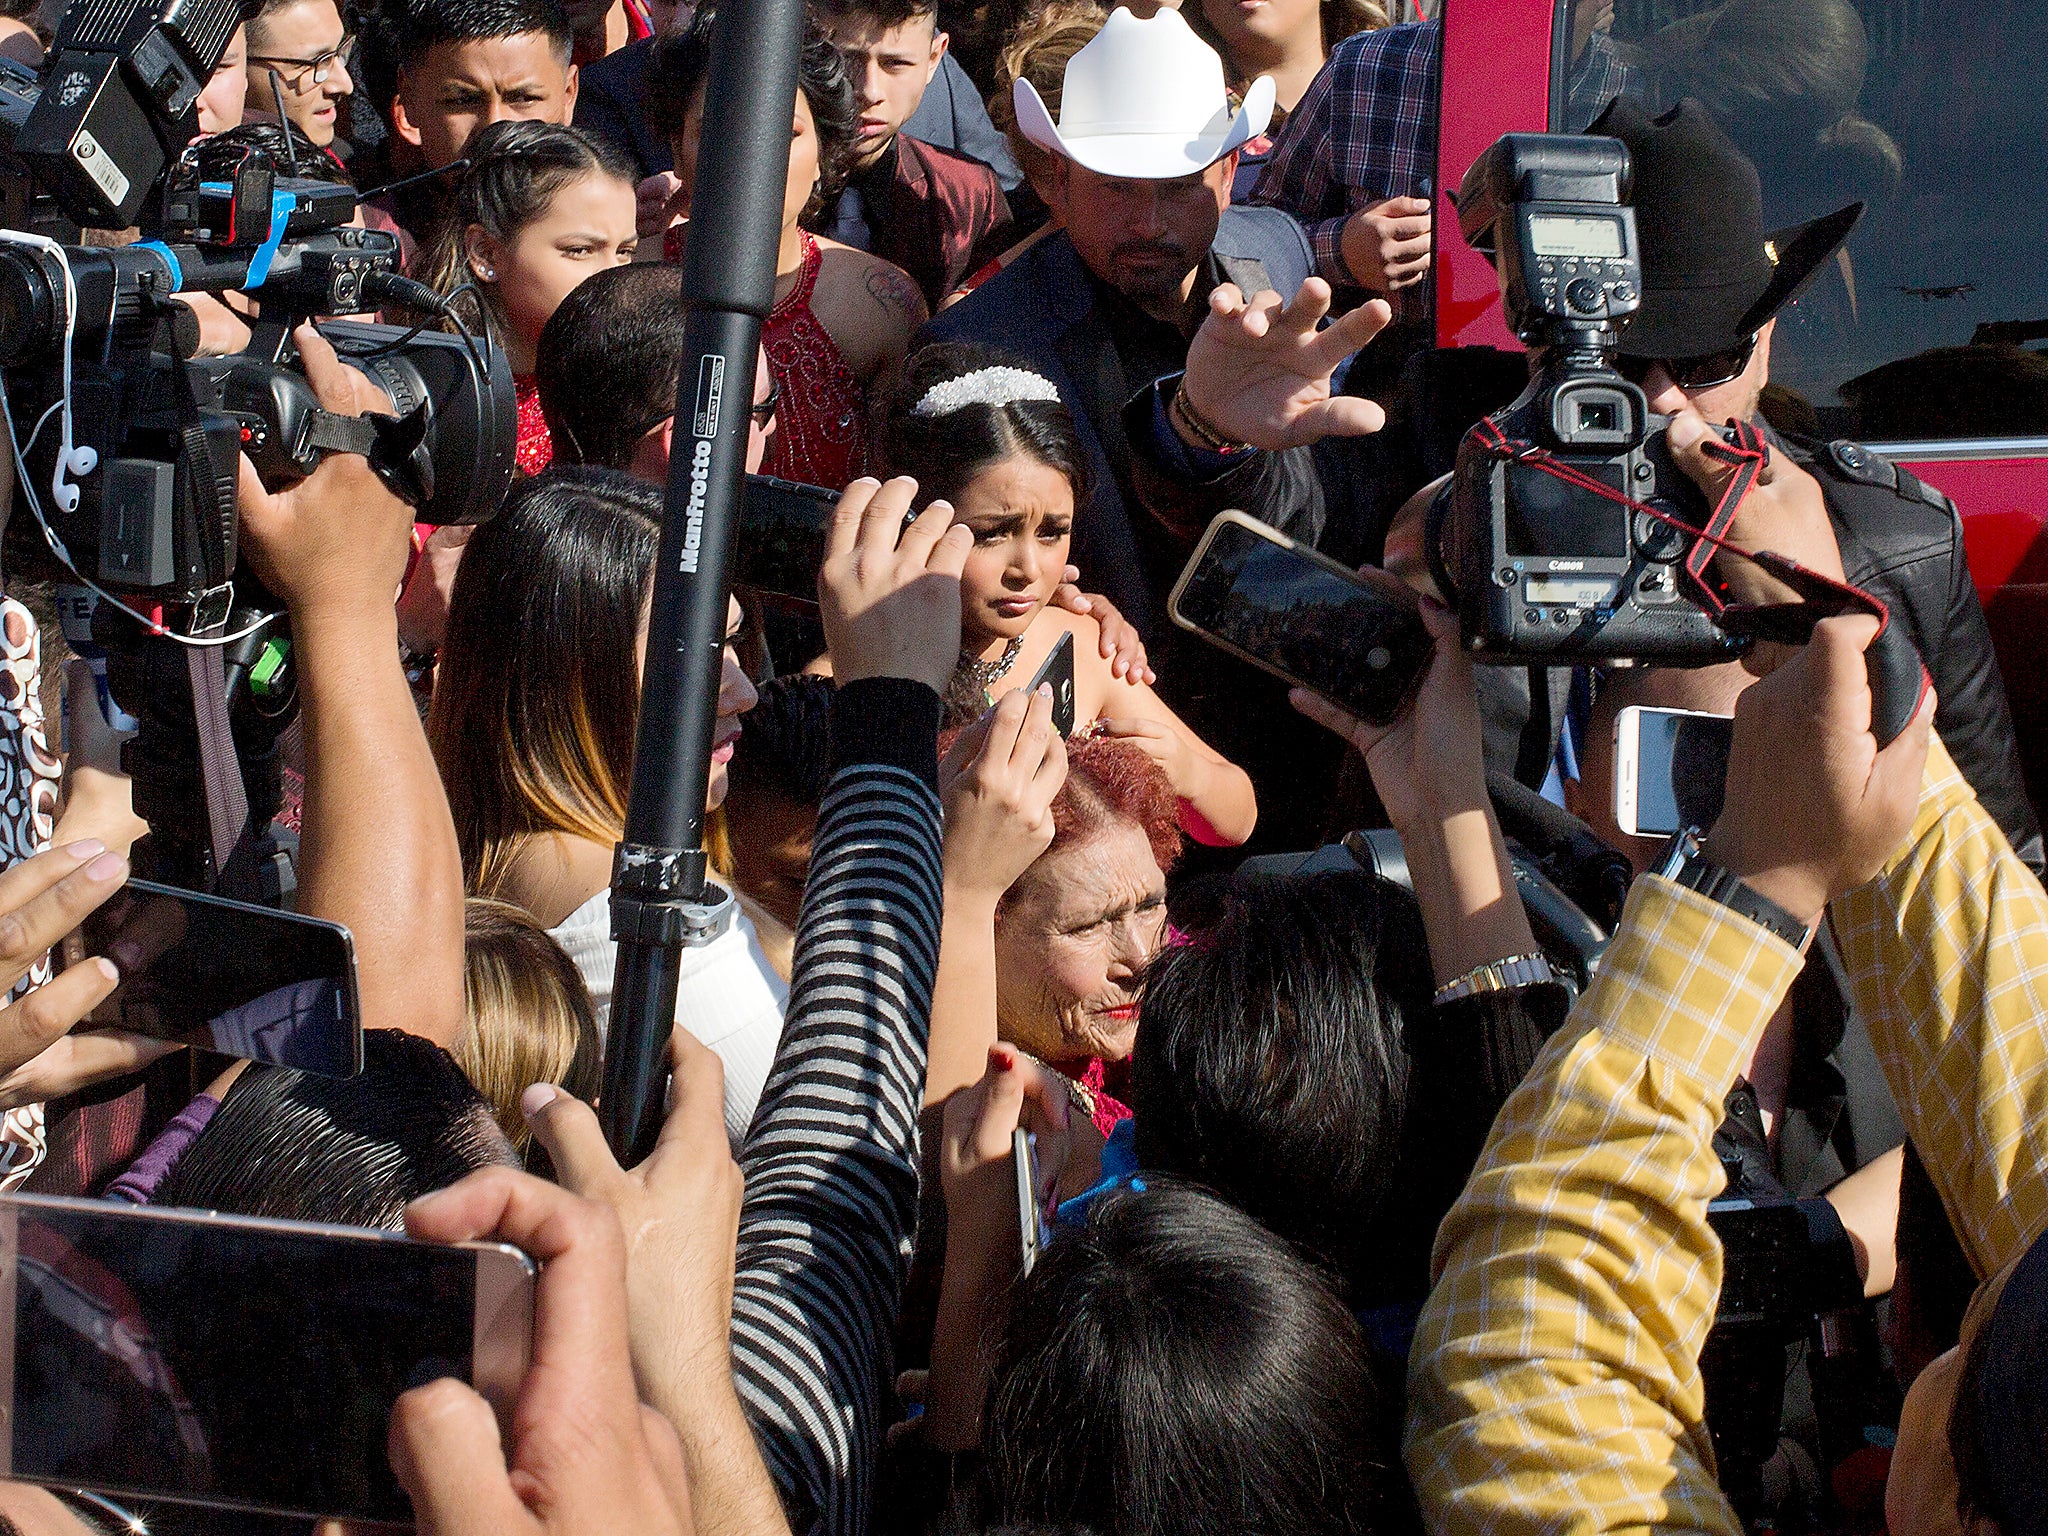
[873,343,1258,847]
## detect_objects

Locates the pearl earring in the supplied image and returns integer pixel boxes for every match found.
[479,266,497,281]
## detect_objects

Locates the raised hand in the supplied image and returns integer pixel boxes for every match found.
[818,476,972,694]
[0,839,177,1110]
[1181,279,1393,451]
[391,1171,694,1536]
[1288,599,1484,834]
[1052,573,1153,685]
[522,1027,742,1410]
[236,322,417,626]
[939,686,1067,902]
[1703,614,1934,928]
[1665,407,1846,612]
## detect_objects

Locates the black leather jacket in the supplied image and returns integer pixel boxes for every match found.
[1781,430,2043,873]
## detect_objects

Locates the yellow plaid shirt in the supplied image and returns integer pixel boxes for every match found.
[1404,737,2048,1536]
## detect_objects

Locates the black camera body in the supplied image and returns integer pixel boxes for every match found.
[0,0,515,893]
[1431,133,1744,668]
[13,0,243,228]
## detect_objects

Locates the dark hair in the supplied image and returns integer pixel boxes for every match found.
[536,264,688,469]
[813,0,937,31]
[644,8,861,225]
[977,1178,1388,1536]
[195,118,353,185]
[150,1031,515,1229]
[1131,872,1429,1307]
[428,466,662,896]
[393,0,573,72]
[729,672,838,807]
[416,119,638,305]
[882,342,1091,513]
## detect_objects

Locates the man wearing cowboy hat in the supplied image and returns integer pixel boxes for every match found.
[1151,95,2040,874]
[926,4,1385,858]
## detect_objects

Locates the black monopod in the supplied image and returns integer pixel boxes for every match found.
[599,0,806,1162]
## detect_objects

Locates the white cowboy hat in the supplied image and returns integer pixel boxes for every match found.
[1012,6,1276,181]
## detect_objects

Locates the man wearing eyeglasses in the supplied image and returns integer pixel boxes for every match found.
[244,0,355,150]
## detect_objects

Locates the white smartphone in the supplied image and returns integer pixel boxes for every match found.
[0,1193,535,1527]
[1612,704,1735,838]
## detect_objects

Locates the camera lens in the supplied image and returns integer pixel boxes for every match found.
[0,244,64,366]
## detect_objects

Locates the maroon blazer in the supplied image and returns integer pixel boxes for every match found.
[877,134,1013,311]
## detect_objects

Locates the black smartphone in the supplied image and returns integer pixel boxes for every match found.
[736,473,840,605]
[1022,630,1077,738]
[0,1193,535,1526]
[1613,705,1736,838]
[1168,511,1435,725]
[80,879,362,1076]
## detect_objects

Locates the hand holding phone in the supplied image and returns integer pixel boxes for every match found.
[3,1193,535,1525]
[391,1169,693,1535]
[1170,511,1433,726]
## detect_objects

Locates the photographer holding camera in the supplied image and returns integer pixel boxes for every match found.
[1158,98,2040,880]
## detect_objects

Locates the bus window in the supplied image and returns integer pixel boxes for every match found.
[1553,0,2048,447]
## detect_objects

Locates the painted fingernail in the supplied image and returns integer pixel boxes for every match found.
[521,1082,562,1119]
[86,851,126,882]
[92,957,118,983]
[1038,683,1053,698]
[990,1043,1017,1070]
[64,840,104,861]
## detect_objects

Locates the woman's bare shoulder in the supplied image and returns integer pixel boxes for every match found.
[811,240,926,372]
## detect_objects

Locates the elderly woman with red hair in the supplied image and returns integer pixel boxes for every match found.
[927,694,1183,1135]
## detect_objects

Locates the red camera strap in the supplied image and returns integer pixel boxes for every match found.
[1469,416,1894,645]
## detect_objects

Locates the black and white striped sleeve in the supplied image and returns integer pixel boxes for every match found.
[730,676,945,1536]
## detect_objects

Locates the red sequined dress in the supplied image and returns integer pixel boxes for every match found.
[514,375,554,476]
[759,230,870,489]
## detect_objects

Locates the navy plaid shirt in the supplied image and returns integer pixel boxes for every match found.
[1250,21,1635,290]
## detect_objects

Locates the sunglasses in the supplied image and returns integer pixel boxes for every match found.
[1616,332,1758,393]
[249,33,356,89]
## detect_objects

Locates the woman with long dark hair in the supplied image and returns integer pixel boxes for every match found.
[427,467,776,1144]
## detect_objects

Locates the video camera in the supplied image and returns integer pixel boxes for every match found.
[0,0,516,893]
[1428,133,1744,667]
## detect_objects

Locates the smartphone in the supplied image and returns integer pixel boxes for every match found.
[80,879,363,1076]
[1022,630,1077,738]
[736,474,926,605]
[0,1193,535,1526]
[736,473,839,605]
[1014,1126,1045,1278]
[1612,705,1735,837]
[1168,511,1434,726]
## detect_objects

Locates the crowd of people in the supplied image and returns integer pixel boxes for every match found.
[0,0,2044,1533]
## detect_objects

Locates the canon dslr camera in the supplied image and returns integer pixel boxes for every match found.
[1428,133,1742,667]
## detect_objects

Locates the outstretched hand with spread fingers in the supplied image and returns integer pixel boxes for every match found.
[1180,279,1393,451]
